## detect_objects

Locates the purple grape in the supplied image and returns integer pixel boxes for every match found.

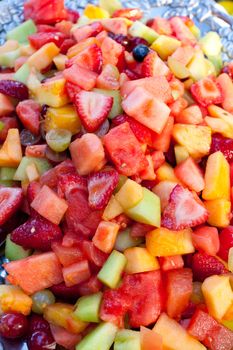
[0,313,28,339]
[0,80,29,100]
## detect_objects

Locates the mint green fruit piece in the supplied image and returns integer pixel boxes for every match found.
[76,322,118,350]
[14,157,52,181]
[0,167,16,181]
[14,63,31,84]
[129,21,159,44]
[5,234,32,261]
[99,0,122,16]
[7,20,37,43]
[125,187,161,227]
[98,250,127,288]
[199,31,222,57]
[0,49,21,68]
[114,228,143,252]
[74,292,103,323]
[93,88,123,119]
[114,330,141,350]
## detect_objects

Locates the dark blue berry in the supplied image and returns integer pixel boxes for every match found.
[132,44,150,62]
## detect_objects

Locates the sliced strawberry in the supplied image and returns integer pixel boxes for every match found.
[162,185,208,230]
[87,169,119,210]
[192,252,228,282]
[74,91,113,132]
[57,173,87,198]
[11,215,62,251]
[0,187,23,226]
[16,99,41,135]
[65,81,81,103]
[72,22,103,42]
[210,134,233,162]
[66,44,103,74]
[28,31,67,50]
[218,226,233,261]
[112,8,142,21]
[141,51,170,78]
[191,76,223,107]
[60,38,76,55]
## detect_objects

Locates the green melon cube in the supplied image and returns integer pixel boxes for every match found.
[14,63,31,84]
[98,250,127,288]
[74,292,103,323]
[14,157,52,181]
[0,49,20,68]
[129,21,159,44]
[114,330,141,350]
[7,20,37,43]
[5,234,32,261]
[114,228,143,252]
[0,167,16,181]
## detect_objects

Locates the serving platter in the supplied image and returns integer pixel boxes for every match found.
[0,0,232,349]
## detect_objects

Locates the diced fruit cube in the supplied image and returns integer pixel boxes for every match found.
[102,195,124,221]
[142,51,170,77]
[45,105,81,134]
[0,285,32,315]
[115,179,143,210]
[175,105,203,125]
[101,18,127,36]
[14,157,51,181]
[74,292,103,323]
[50,325,82,350]
[153,313,206,350]
[156,163,179,183]
[114,329,141,350]
[63,260,91,287]
[0,187,23,226]
[84,4,110,19]
[202,275,233,320]
[31,185,68,225]
[172,124,212,159]
[0,128,22,167]
[218,226,233,261]
[99,0,122,16]
[192,226,220,256]
[204,199,231,228]
[167,57,190,79]
[146,228,195,256]
[70,133,105,176]
[174,145,190,164]
[140,326,163,350]
[4,252,63,294]
[129,21,159,44]
[98,250,127,288]
[101,36,123,66]
[5,234,31,261]
[170,17,197,45]
[151,35,181,60]
[44,303,88,334]
[35,77,69,108]
[191,76,223,107]
[93,88,123,119]
[187,50,208,81]
[207,105,233,138]
[0,49,21,68]
[125,187,161,227]
[93,221,120,254]
[63,64,98,91]
[124,247,160,274]
[174,157,205,192]
[7,19,36,43]
[0,93,14,116]
[28,42,60,71]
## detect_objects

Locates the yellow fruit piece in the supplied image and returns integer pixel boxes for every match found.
[203,151,230,200]
[53,54,67,71]
[124,247,160,274]
[35,78,69,108]
[156,162,180,183]
[153,313,206,350]
[0,285,32,316]
[174,145,189,164]
[146,228,195,257]
[102,195,123,220]
[205,116,232,138]
[151,35,181,61]
[207,105,233,137]
[224,302,233,321]
[84,4,110,19]
[172,124,212,160]
[99,0,122,16]
[228,247,233,273]
[204,199,231,228]
[0,128,22,167]
[167,57,190,79]
[187,50,208,81]
[219,1,233,14]
[28,43,60,71]
[202,275,233,320]
[44,303,88,334]
[26,163,40,182]
[45,105,81,134]
[115,179,143,210]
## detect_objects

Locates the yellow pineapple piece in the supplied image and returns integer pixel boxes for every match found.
[27,43,60,71]
[102,195,124,221]
[53,54,67,71]
[124,247,160,274]
[115,179,143,210]
[172,124,212,159]
[156,162,180,183]
[45,105,81,134]
[35,78,69,108]
[151,35,181,61]
[0,285,32,316]
[174,145,189,164]
[202,275,233,320]
[84,4,110,19]
[146,227,195,257]
[204,199,231,228]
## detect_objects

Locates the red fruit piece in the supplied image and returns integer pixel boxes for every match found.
[162,185,208,230]
[210,134,233,162]
[188,309,233,350]
[103,122,149,176]
[16,99,41,135]
[87,169,119,210]
[72,22,103,42]
[65,82,81,103]
[192,252,228,282]
[40,159,76,189]
[191,76,223,107]
[66,44,103,74]
[141,52,170,78]
[66,9,80,23]
[170,16,196,45]
[11,216,63,251]
[112,8,142,21]
[57,173,87,198]
[63,64,98,91]
[81,240,108,267]
[60,38,76,55]
[130,223,154,238]
[52,241,85,267]
[192,226,220,256]
[28,32,66,50]
[0,80,29,100]
[0,187,23,226]
[74,91,113,132]
[218,226,233,261]
[37,24,58,33]
[24,0,67,24]
[0,116,18,142]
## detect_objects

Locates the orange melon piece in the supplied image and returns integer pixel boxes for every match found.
[27,42,60,71]
[124,247,160,274]
[93,221,120,254]
[0,285,32,315]
[202,151,230,201]
[0,128,22,167]
[146,228,195,257]
[217,73,233,114]
[0,93,14,116]
[4,252,63,294]
[204,199,231,228]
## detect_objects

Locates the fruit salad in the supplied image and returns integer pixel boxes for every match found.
[0,0,233,349]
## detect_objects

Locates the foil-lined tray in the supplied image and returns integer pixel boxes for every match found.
[0,0,232,349]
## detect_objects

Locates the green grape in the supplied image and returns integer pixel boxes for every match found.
[45,129,72,153]
[32,290,55,314]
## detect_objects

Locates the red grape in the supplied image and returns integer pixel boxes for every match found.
[28,330,55,350]
[0,312,28,339]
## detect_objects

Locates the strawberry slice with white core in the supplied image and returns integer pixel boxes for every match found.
[191,76,223,107]
[162,184,208,230]
[87,169,119,210]
[0,187,23,226]
[75,91,113,132]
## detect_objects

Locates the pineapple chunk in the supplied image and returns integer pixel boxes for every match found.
[53,54,67,71]
[153,313,206,350]
[124,247,160,274]
[156,162,180,183]
[84,4,110,19]
[0,285,32,316]
[204,199,231,228]
[146,228,195,257]
[202,275,233,320]
[45,105,81,134]
[172,124,211,159]
[174,145,189,164]
[151,35,181,60]
[115,179,143,210]
[35,78,69,108]
[187,50,208,81]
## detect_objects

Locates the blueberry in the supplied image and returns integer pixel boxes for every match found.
[132,44,150,62]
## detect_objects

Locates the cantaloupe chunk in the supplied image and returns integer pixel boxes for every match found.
[0,285,32,315]
[204,199,231,228]
[202,275,233,320]
[202,151,230,200]
[0,128,22,167]
[28,42,60,71]
[124,247,160,274]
